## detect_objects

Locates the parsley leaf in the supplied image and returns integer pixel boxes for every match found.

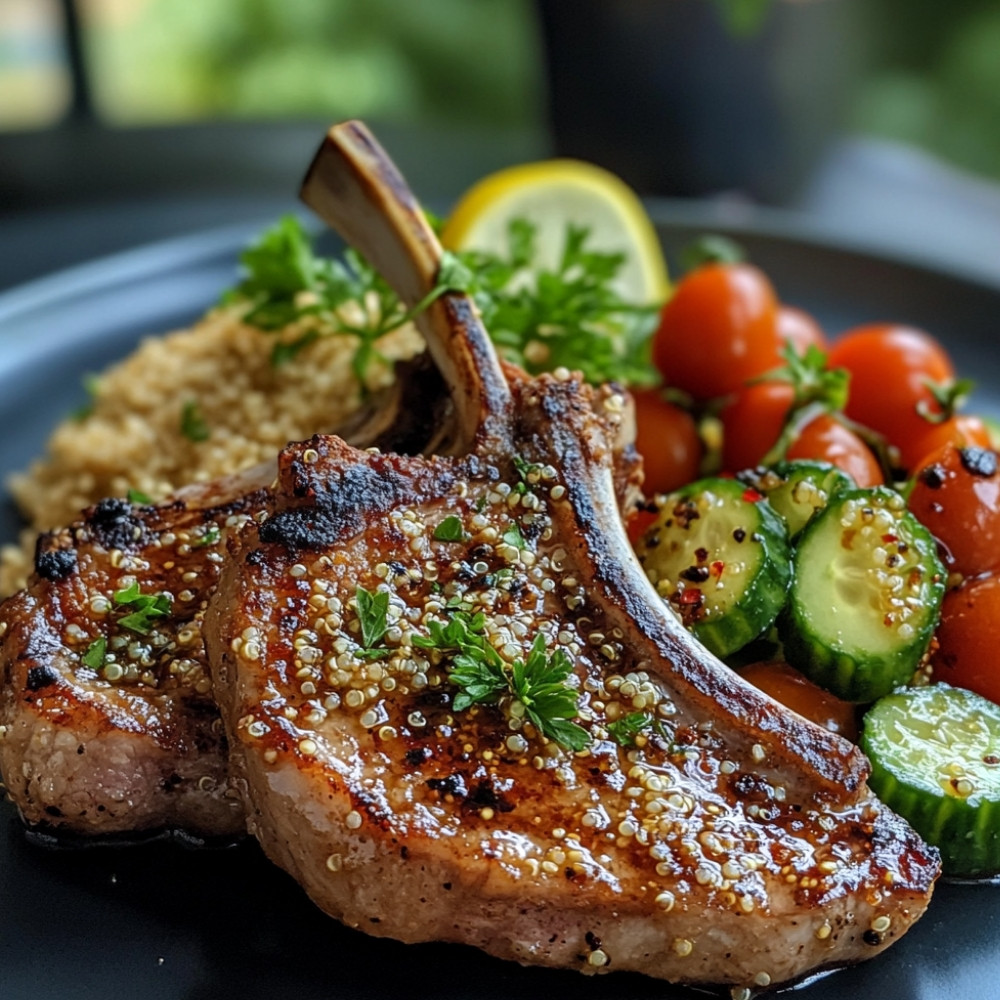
[113,582,171,634]
[127,488,153,505]
[502,523,526,550]
[510,636,590,751]
[227,216,455,382]
[180,400,210,442]
[432,515,467,543]
[414,614,589,750]
[447,219,661,387]
[193,524,221,548]
[608,711,654,748]
[71,374,100,422]
[228,215,662,388]
[355,585,389,653]
[81,637,106,670]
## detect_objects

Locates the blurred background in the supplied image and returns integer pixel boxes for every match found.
[1,0,999,289]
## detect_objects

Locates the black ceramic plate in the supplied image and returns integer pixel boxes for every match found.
[1,221,998,1000]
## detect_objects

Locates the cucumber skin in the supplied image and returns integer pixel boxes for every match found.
[692,499,791,659]
[767,460,855,539]
[643,478,792,660]
[779,487,946,704]
[862,685,1000,877]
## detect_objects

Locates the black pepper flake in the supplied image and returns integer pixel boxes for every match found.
[863,929,882,947]
[680,565,710,583]
[585,931,602,951]
[960,446,998,478]
[34,546,77,581]
[25,665,59,691]
[732,527,746,543]
[918,464,946,489]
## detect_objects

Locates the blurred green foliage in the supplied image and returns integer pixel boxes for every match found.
[85,0,543,128]
[854,0,1000,179]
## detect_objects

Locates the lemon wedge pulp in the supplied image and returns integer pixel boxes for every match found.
[441,159,669,305]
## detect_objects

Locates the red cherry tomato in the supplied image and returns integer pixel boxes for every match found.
[719,382,794,472]
[932,574,1000,706]
[786,414,883,487]
[826,324,955,464]
[652,264,782,401]
[904,414,992,476]
[777,306,828,356]
[631,388,702,495]
[908,443,1000,577]
[739,660,857,739]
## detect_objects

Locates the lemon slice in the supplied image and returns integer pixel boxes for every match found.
[441,159,669,305]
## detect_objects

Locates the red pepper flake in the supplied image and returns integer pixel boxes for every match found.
[881,533,897,544]
[711,560,725,579]
[742,488,764,503]
[678,589,703,605]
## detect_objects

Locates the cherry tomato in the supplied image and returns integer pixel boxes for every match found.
[632,388,702,495]
[652,263,782,401]
[739,660,857,739]
[826,324,955,462]
[719,382,794,472]
[786,414,883,487]
[932,574,1000,706]
[903,414,992,476]
[908,443,1000,577]
[777,305,827,356]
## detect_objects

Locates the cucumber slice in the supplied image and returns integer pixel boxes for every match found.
[779,487,946,702]
[636,478,791,659]
[740,460,855,539]
[862,684,1000,877]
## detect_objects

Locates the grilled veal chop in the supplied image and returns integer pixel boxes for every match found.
[202,123,939,991]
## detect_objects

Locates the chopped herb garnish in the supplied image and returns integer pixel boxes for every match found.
[71,374,100,422]
[226,215,455,383]
[112,582,171,634]
[180,400,210,442]
[127,488,153,505]
[81,637,106,670]
[414,614,589,751]
[433,515,468,543]
[228,214,662,387]
[193,524,221,548]
[512,455,543,495]
[444,219,661,386]
[502,523,526,550]
[473,495,488,513]
[355,585,389,654]
[608,711,654,748]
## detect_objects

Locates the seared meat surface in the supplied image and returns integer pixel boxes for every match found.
[0,467,268,836]
[0,355,450,837]
[202,123,939,990]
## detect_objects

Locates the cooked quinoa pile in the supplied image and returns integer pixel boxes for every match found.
[0,306,420,595]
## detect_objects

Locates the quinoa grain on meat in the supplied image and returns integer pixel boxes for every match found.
[0,306,421,595]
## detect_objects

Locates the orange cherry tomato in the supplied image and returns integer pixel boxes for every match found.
[631,388,702,495]
[908,443,1000,577]
[932,574,1000,706]
[739,660,858,740]
[826,324,955,462]
[777,305,828,356]
[652,263,782,401]
[719,382,794,472]
[903,414,992,476]
[786,413,883,487]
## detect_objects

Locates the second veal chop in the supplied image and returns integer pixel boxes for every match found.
[203,123,939,990]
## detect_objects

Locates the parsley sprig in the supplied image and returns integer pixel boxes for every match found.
[227,216,454,382]
[414,612,590,751]
[228,215,661,387]
[446,219,661,386]
[113,582,172,634]
[354,585,392,660]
